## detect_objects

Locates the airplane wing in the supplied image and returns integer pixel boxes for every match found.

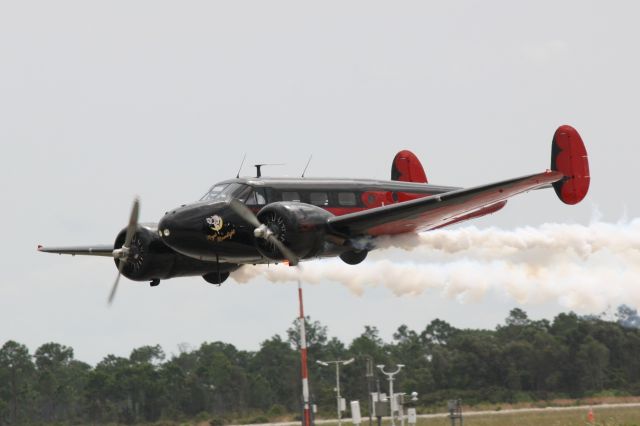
[37,244,114,257]
[327,170,564,237]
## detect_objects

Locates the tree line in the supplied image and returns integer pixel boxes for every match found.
[2,306,640,425]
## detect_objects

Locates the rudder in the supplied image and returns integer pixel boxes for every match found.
[391,150,428,183]
[551,125,590,205]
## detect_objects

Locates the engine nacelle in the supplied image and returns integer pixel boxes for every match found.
[113,225,231,281]
[255,202,333,261]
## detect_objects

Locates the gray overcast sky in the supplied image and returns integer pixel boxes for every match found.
[1,1,638,364]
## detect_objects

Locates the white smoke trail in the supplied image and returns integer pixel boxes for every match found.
[370,219,640,261]
[230,219,640,311]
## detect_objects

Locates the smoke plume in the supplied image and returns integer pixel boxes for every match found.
[230,219,640,311]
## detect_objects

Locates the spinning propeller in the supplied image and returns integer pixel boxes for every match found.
[228,199,299,266]
[108,197,140,305]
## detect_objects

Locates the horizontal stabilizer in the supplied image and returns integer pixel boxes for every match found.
[37,244,114,256]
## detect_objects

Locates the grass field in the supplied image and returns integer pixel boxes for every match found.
[446,408,638,425]
[423,408,639,425]
[129,405,640,426]
[319,406,640,426]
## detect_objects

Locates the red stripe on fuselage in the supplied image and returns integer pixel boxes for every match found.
[326,207,366,215]
[325,192,432,216]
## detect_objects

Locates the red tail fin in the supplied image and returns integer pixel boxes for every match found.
[551,125,590,205]
[391,150,428,183]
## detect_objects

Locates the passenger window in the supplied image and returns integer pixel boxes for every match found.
[338,192,357,206]
[246,189,267,206]
[282,191,301,202]
[310,192,329,206]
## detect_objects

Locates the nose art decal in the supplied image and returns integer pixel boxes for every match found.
[205,214,236,242]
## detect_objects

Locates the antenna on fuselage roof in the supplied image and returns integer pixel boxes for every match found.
[254,163,284,178]
[301,154,313,178]
[235,153,247,178]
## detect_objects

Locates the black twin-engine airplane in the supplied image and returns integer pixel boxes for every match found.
[39,125,590,303]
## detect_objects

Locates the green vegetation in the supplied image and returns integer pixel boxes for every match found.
[2,307,640,425]
[322,406,640,426]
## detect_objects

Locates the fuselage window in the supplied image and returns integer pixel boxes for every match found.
[310,192,329,206]
[282,191,301,202]
[338,192,357,206]
[246,188,267,206]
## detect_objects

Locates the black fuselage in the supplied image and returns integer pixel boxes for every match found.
[157,177,456,264]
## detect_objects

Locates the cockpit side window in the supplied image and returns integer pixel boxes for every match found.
[233,185,253,202]
[245,188,267,206]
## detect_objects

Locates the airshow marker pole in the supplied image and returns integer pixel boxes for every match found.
[317,358,355,426]
[297,281,311,426]
[377,364,405,426]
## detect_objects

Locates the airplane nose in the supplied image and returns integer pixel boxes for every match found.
[157,213,175,240]
[158,205,206,246]
[158,202,234,258]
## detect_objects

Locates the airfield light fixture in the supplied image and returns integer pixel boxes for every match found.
[361,355,375,426]
[376,364,405,426]
[316,358,356,426]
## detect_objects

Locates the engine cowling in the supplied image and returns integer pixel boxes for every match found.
[255,202,333,261]
[113,225,231,281]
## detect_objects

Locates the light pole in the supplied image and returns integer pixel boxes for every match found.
[363,356,374,426]
[377,364,405,426]
[317,358,355,426]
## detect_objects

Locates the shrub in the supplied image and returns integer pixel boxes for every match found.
[267,404,287,417]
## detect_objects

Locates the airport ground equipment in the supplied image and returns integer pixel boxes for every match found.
[376,364,405,426]
[350,401,362,426]
[317,358,355,426]
[448,399,463,426]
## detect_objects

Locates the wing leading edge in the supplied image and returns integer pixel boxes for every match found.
[327,170,564,237]
[37,244,114,257]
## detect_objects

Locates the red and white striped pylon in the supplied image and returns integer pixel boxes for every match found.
[298,280,311,426]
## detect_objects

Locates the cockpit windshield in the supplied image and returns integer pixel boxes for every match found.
[201,184,228,201]
[200,183,254,203]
